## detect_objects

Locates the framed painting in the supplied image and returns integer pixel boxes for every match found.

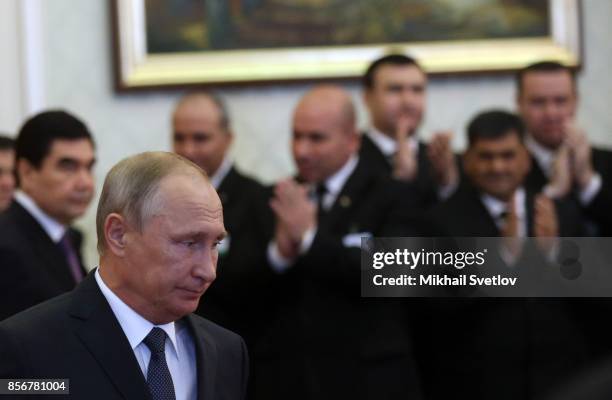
[111,0,582,90]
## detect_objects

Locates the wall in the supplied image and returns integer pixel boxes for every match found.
[8,0,612,266]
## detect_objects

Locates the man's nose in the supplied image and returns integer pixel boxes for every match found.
[194,249,217,284]
[76,168,94,190]
[178,140,197,160]
[293,139,312,160]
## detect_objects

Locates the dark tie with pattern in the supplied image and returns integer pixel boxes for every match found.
[143,328,176,400]
[58,232,84,283]
[316,183,328,221]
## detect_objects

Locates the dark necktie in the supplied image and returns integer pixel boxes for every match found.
[316,183,328,221]
[58,232,84,283]
[143,328,176,400]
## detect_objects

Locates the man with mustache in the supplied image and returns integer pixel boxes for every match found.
[418,110,587,400]
[0,111,96,321]
[361,54,460,206]
[518,61,612,235]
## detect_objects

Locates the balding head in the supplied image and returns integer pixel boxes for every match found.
[292,85,359,183]
[172,91,232,176]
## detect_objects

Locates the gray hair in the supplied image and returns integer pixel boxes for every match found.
[96,151,207,254]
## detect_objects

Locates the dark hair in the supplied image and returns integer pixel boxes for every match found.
[467,110,525,147]
[362,54,423,89]
[516,61,576,96]
[0,135,14,151]
[15,110,95,168]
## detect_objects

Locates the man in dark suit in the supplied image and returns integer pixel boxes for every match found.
[361,54,460,206]
[0,111,96,321]
[0,135,15,212]
[0,151,248,400]
[172,91,273,351]
[517,61,612,236]
[417,110,590,400]
[254,85,422,400]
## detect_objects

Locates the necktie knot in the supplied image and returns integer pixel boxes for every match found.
[144,327,167,355]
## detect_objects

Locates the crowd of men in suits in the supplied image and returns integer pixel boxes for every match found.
[1,55,611,399]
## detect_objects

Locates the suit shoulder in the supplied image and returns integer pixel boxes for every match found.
[189,313,244,344]
[0,292,72,335]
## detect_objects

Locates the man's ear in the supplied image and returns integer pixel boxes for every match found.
[104,213,129,257]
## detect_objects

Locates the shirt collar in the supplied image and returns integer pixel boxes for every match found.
[366,128,418,157]
[525,135,555,178]
[14,190,66,243]
[322,154,359,198]
[210,154,233,190]
[94,268,180,359]
[480,187,526,220]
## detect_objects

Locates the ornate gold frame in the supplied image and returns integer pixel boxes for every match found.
[112,0,581,90]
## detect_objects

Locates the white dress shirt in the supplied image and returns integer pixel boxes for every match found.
[95,270,197,400]
[14,190,67,243]
[481,188,527,238]
[210,154,232,190]
[366,128,457,199]
[366,128,418,160]
[267,155,359,273]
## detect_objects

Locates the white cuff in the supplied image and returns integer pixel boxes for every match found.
[438,179,459,200]
[266,226,318,274]
[267,241,293,273]
[578,173,602,206]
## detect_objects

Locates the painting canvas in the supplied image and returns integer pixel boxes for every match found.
[145,0,550,52]
[112,0,581,89]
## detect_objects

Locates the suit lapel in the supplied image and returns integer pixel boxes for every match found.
[185,315,218,400]
[359,134,391,172]
[10,202,77,289]
[216,166,238,208]
[324,159,375,232]
[460,185,502,237]
[69,274,152,400]
[526,156,548,191]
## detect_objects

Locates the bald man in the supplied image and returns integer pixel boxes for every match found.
[172,92,273,354]
[256,85,422,400]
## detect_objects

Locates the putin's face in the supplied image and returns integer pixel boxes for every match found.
[119,174,225,324]
[364,64,427,138]
[517,70,577,150]
[464,132,530,201]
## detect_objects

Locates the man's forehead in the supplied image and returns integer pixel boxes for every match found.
[47,139,94,160]
[473,135,522,150]
[374,64,426,83]
[522,71,574,92]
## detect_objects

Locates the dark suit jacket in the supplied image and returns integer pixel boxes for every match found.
[0,272,249,400]
[359,133,457,207]
[415,183,591,400]
[196,167,276,349]
[253,158,423,400]
[525,147,612,236]
[0,201,86,321]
